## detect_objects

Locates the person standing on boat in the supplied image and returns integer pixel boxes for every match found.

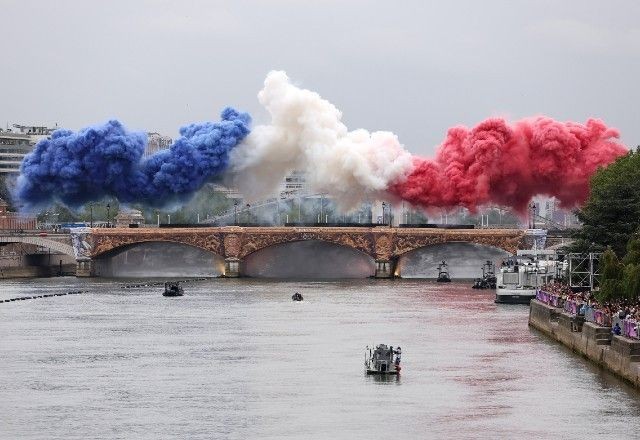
[394,347,401,365]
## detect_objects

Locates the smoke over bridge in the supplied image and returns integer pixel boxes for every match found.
[14,71,627,214]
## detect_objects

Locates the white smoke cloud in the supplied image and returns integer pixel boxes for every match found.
[229,71,414,210]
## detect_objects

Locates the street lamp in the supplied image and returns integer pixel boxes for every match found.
[234,200,238,225]
[382,202,386,225]
[246,203,250,224]
[529,202,536,229]
[403,201,406,225]
[89,203,94,228]
[106,203,110,228]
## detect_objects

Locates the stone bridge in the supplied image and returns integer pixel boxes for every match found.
[73,226,537,278]
[0,232,75,257]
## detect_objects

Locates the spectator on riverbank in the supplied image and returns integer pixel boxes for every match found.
[613,322,622,335]
[539,281,640,331]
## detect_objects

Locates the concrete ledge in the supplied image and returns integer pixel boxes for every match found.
[529,300,640,389]
[0,265,76,279]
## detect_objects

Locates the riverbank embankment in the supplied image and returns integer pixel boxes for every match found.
[529,299,640,388]
[0,264,76,279]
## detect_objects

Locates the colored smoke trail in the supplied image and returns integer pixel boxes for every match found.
[228,71,414,210]
[389,117,627,214]
[14,70,627,214]
[16,108,250,209]
[229,71,627,213]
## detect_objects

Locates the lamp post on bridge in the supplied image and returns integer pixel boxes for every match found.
[529,202,536,229]
[106,203,110,228]
[403,201,406,225]
[381,202,386,226]
[246,203,250,224]
[234,200,238,225]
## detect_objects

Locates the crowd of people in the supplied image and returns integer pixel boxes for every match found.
[540,281,640,333]
[540,281,573,298]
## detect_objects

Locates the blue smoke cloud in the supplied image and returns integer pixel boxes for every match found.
[15,107,251,209]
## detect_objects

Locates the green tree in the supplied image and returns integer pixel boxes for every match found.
[622,233,640,266]
[572,148,640,256]
[597,248,624,302]
[622,264,640,301]
[618,234,640,301]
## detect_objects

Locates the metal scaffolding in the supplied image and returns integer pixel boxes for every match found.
[568,253,601,290]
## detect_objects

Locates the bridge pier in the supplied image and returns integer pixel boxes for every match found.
[374,259,395,279]
[76,260,94,277]
[223,258,240,278]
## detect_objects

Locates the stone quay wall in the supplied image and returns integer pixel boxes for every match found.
[529,299,640,388]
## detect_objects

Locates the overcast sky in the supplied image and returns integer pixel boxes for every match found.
[2,0,639,156]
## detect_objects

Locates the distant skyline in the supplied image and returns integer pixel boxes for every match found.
[2,0,639,156]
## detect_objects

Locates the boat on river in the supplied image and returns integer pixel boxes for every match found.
[292,292,303,301]
[436,261,451,282]
[495,250,562,304]
[472,260,497,289]
[365,344,401,375]
[163,281,184,297]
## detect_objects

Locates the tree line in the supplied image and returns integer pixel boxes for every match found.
[570,147,640,301]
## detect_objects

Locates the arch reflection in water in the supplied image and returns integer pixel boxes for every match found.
[397,242,509,279]
[94,242,224,278]
[241,240,375,278]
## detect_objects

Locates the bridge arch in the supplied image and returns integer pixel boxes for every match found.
[92,238,224,259]
[396,241,511,279]
[239,235,375,260]
[395,240,513,258]
[92,240,225,278]
[0,235,75,258]
[89,229,225,259]
[241,239,376,278]
[392,230,524,258]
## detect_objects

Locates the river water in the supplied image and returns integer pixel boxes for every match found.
[1,277,640,439]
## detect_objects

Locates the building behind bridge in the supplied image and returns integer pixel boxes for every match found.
[0,124,57,174]
[0,198,36,230]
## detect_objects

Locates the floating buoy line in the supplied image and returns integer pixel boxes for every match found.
[1,278,210,304]
[120,277,209,289]
[0,290,88,304]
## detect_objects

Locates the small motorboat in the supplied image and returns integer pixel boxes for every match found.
[472,261,497,289]
[365,344,401,375]
[292,292,303,301]
[436,260,451,282]
[482,260,497,289]
[163,281,184,297]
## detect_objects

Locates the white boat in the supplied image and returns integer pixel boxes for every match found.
[495,250,563,304]
[365,344,401,374]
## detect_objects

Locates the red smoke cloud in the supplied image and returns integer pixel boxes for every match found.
[389,117,627,214]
